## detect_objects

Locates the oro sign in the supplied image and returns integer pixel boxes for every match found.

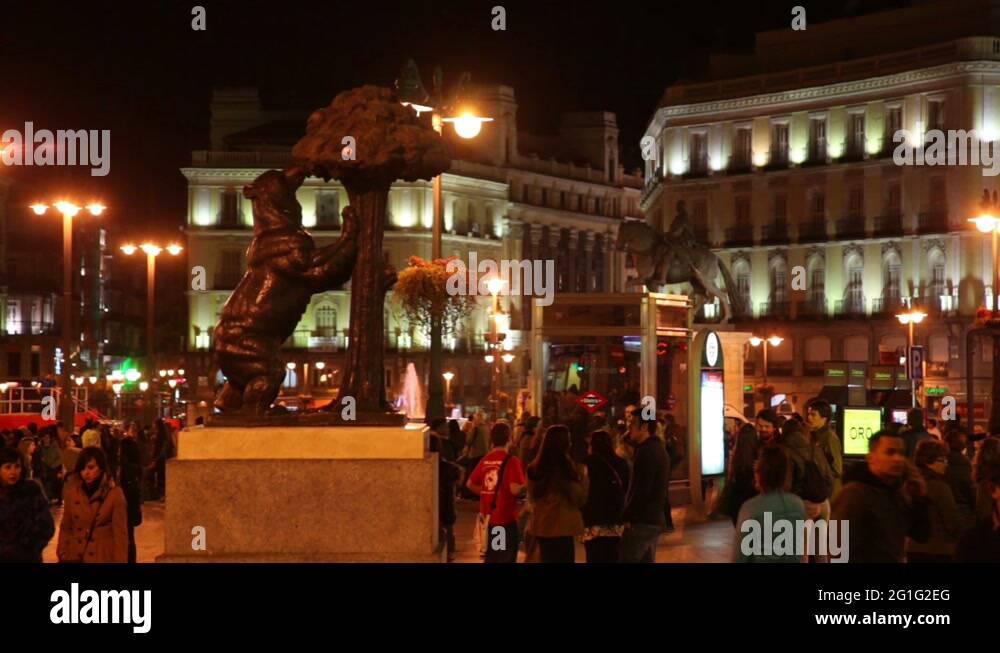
[576,390,608,414]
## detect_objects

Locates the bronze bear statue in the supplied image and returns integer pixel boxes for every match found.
[212,167,358,416]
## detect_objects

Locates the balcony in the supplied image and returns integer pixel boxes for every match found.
[835,216,867,240]
[2,321,59,336]
[834,298,868,318]
[917,211,949,234]
[683,157,710,179]
[727,155,753,175]
[873,214,903,237]
[759,300,791,319]
[797,219,828,243]
[762,153,790,171]
[795,296,828,319]
[725,225,755,247]
[872,295,905,315]
[803,144,827,167]
[760,221,790,245]
[841,144,866,162]
[733,299,754,321]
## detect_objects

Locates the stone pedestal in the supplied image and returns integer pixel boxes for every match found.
[157,423,444,562]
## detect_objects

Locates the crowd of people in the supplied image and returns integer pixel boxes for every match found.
[0,418,180,563]
[429,403,683,563]
[721,402,1000,563]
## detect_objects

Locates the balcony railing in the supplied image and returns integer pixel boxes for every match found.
[733,299,754,320]
[873,214,903,237]
[725,225,755,247]
[835,216,867,240]
[917,211,949,233]
[834,298,868,318]
[759,300,791,319]
[727,155,752,174]
[872,295,905,315]
[795,296,827,318]
[798,219,828,243]
[685,156,709,178]
[760,221,790,245]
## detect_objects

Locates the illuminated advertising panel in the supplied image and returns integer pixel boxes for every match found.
[701,369,725,475]
[843,407,882,456]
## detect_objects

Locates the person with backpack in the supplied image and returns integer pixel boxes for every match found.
[466,422,525,563]
[775,418,834,522]
[582,430,630,562]
[805,399,842,499]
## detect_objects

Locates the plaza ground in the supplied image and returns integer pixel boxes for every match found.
[43,498,735,563]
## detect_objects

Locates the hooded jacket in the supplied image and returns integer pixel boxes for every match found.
[831,465,931,563]
[0,479,55,562]
[57,473,128,563]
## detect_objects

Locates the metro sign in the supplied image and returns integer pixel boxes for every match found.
[576,390,608,413]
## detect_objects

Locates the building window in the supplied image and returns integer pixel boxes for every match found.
[808,257,825,306]
[315,305,337,337]
[30,352,40,377]
[771,123,789,164]
[735,195,751,225]
[220,189,241,226]
[929,177,947,213]
[7,352,20,377]
[316,191,340,228]
[886,182,901,216]
[848,187,864,218]
[886,105,902,143]
[773,194,787,222]
[770,258,788,304]
[219,249,243,288]
[809,118,827,161]
[847,259,864,313]
[809,191,825,219]
[883,254,902,309]
[734,126,752,169]
[541,188,549,207]
[928,99,945,131]
[848,112,866,156]
[734,260,751,311]
[690,131,708,173]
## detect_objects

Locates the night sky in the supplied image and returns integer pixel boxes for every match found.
[1,0,912,243]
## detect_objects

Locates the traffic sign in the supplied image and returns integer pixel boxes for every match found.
[907,345,925,380]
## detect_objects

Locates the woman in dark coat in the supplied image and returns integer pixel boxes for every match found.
[0,447,55,562]
[582,430,630,563]
[118,424,143,563]
[722,423,761,526]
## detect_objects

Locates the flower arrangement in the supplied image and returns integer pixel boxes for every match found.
[394,256,474,338]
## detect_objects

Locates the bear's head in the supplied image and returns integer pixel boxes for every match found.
[244,168,306,234]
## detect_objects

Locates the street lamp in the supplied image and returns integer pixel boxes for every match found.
[120,241,183,376]
[897,309,927,407]
[969,189,1000,312]
[31,199,105,427]
[397,60,492,421]
[749,335,784,403]
[442,371,455,409]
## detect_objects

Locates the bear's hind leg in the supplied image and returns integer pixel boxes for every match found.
[242,370,285,416]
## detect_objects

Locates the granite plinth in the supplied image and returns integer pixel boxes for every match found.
[158,425,443,563]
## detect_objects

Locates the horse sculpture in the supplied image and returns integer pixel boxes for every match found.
[615,217,744,322]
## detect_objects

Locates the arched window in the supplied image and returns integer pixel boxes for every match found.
[769,256,788,305]
[315,305,337,338]
[845,253,864,314]
[733,259,751,315]
[806,254,825,311]
[927,247,946,310]
[283,368,298,389]
[882,250,902,311]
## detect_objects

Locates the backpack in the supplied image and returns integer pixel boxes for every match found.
[794,443,834,503]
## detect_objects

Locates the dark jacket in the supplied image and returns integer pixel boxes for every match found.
[430,435,459,526]
[777,429,833,502]
[944,450,976,521]
[0,479,55,562]
[811,423,843,497]
[907,468,965,557]
[903,429,931,459]
[623,436,669,526]
[830,465,931,563]
[118,436,143,527]
[955,517,1000,562]
[582,453,630,527]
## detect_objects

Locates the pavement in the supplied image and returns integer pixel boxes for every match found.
[43,498,735,563]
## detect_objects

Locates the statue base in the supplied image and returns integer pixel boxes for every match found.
[157,424,444,563]
[206,409,407,428]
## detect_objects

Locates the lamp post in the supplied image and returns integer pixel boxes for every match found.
[896,309,927,408]
[969,190,1000,430]
[749,335,783,404]
[30,200,105,428]
[396,60,492,421]
[120,242,183,381]
[442,371,454,412]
